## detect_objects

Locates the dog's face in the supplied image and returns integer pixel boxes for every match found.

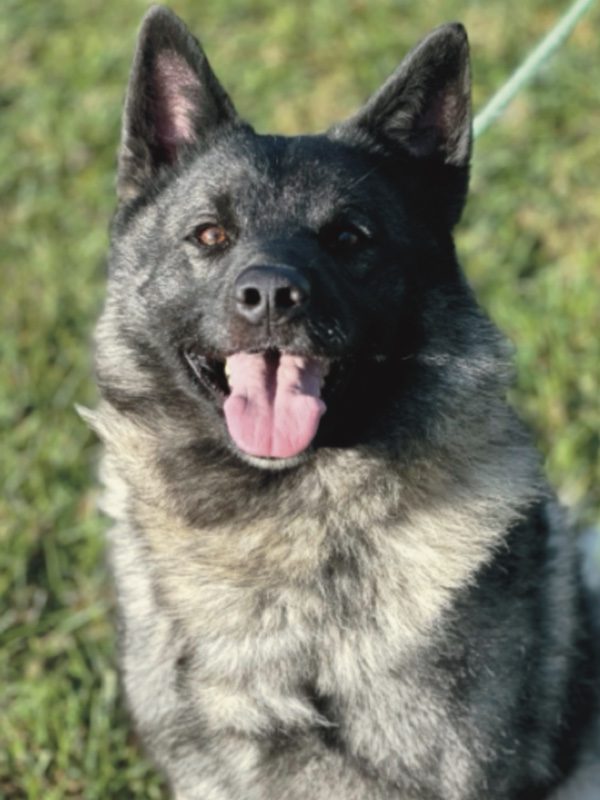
[99,8,473,469]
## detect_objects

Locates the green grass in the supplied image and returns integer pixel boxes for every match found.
[1,0,598,796]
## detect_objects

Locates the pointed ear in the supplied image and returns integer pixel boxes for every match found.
[118,6,243,202]
[333,23,472,227]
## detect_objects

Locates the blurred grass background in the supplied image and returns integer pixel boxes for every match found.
[1,0,598,796]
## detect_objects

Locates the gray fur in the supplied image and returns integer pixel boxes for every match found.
[85,7,599,799]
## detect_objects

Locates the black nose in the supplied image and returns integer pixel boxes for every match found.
[234,265,310,325]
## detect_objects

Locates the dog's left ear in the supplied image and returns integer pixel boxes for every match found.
[118,6,244,202]
[333,23,472,227]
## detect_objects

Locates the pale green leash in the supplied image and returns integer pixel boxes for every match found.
[473,0,596,139]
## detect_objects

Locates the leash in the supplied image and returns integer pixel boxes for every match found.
[473,0,596,139]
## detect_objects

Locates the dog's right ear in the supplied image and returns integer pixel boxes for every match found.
[331,23,472,228]
[117,6,243,203]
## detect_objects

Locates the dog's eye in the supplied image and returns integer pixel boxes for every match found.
[320,223,367,254]
[335,229,360,248]
[194,224,230,248]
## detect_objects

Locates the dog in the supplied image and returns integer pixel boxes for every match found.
[83,6,600,798]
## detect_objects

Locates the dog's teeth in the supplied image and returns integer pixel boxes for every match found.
[225,359,231,380]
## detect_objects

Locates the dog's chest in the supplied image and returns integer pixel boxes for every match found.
[166,520,444,723]
[168,542,478,796]
[113,470,506,796]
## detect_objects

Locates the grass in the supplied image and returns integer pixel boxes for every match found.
[1,0,598,796]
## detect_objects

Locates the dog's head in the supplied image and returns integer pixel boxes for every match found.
[98,7,478,469]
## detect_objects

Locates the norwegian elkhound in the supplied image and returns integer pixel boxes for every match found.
[83,6,600,799]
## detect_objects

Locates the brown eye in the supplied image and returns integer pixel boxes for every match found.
[195,224,229,248]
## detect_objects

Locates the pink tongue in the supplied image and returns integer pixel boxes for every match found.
[223,353,326,459]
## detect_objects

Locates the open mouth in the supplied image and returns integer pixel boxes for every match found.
[183,349,230,399]
[184,348,329,460]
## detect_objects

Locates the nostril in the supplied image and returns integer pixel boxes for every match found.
[242,287,262,308]
[275,285,305,309]
[275,287,293,309]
